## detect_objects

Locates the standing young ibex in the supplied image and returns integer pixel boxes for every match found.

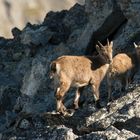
[107,42,140,101]
[50,40,113,116]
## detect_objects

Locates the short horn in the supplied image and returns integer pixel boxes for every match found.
[98,41,104,48]
[107,38,109,46]
[133,42,138,48]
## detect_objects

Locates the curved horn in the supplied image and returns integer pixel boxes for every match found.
[98,41,104,48]
[134,42,138,48]
[107,38,109,46]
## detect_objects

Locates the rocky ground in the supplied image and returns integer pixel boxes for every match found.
[0,0,140,139]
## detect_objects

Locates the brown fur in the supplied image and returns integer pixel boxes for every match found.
[107,42,140,101]
[50,41,113,116]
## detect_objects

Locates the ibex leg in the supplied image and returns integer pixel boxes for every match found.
[55,82,70,115]
[74,87,84,109]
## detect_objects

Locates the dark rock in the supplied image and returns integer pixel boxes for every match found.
[43,10,70,45]
[44,125,78,140]
[85,0,127,55]
[63,3,88,31]
[20,26,53,46]
[19,119,30,129]
[11,27,21,41]
[0,37,7,46]
[43,10,67,26]
[5,111,17,128]
[77,132,107,140]
[25,22,40,30]
[43,4,88,45]
[0,85,20,113]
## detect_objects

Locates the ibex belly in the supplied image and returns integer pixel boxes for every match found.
[72,81,88,88]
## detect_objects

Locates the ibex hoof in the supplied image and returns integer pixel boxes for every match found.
[95,100,102,109]
[63,109,75,117]
[52,111,61,115]
[74,105,79,110]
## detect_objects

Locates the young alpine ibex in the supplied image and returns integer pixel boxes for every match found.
[107,42,140,101]
[50,40,113,116]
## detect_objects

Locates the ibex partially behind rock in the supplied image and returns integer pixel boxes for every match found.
[50,40,113,116]
[107,42,140,101]
[134,42,140,65]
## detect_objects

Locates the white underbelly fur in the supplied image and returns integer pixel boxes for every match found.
[72,82,88,88]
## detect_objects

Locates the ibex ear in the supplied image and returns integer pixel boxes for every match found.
[96,45,101,53]
[134,42,138,48]
[110,41,113,46]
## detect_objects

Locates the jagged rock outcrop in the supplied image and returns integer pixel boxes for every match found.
[0,0,85,37]
[0,0,140,139]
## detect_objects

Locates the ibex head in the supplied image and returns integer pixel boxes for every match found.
[96,39,113,64]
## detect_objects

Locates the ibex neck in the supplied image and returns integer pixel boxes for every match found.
[93,63,110,83]
[87,55,110,70]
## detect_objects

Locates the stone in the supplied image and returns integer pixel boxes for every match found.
[19,119,30,129]
[20,26,53,46]
[12,52,23,61]
[21,55,47,97]
[12,27,21,41]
